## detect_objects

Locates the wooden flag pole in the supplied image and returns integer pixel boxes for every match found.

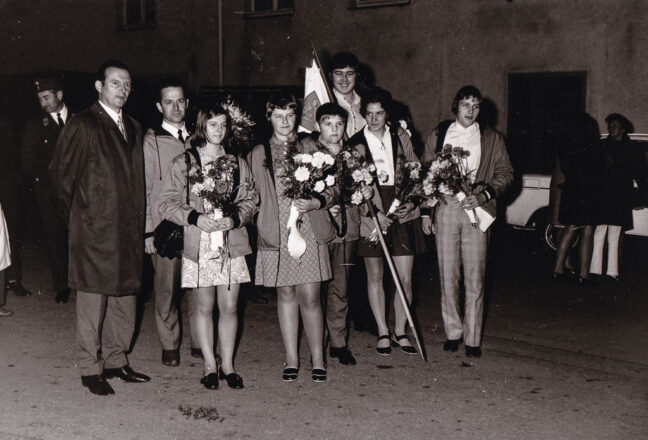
[365,199,425,361]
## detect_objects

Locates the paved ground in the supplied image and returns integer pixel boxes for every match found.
[0,226,647,439]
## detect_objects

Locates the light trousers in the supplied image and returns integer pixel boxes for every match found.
[590,224,621,277]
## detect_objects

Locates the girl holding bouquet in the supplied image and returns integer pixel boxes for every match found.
[159,104,256,390]
[247,93,335,382]
[348,88,426,356]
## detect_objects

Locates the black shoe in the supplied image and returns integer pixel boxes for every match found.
[218,368,244,389]
[81,375,115,396]
[200,372,219,389]
[376,334,391,356]
[466,345,482,358]
[190,348,203,359]
[162,349,180,367]
[329,346,357,365]
[312,368,327,382]
[55,288,70,304]
[6,280,31,296]
[443,339,461,352]
[577,276,592,286]
[282,365,299,382]
[604,275,620,283]
[103,365,151,383]
[392,334,418,355]
[552,272,567,282]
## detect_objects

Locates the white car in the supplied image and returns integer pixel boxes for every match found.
[505,134,648,249]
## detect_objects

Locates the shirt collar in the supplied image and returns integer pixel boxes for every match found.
[49,104,68,124]
[334,89,361,108]
[162,121,187,138]
[98,100,122,125]
[451,120,479,134]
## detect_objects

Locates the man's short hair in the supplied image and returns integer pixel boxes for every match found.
[95,60,130,83]
[266,92,298,119]
[360,87,393,119]
[316,102,348,123]
[605,113,634,134]
[157,76,186,102]
[451,85,482,114]
[329,52,359,73]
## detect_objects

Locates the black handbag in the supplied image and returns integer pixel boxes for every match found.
[153,150,198,259]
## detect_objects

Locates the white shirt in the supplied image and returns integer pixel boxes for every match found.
[49,104,68,125]
[364,125,395,185]
[443,121,481,182]
[98,100,123,127]
[334,89,366,138]
[162,121,188,141]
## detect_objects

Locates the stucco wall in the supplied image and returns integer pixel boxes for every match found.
[1,0,646,137]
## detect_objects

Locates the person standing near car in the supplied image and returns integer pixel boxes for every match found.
[421,85,513,358]
[21,76,71,304]
[50,60,150,396]
[143,77,201,367]
[589,114,646,282]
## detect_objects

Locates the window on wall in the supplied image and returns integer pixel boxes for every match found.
[354,0,410,8]
[117,0,156,30]
[248,0,295,17]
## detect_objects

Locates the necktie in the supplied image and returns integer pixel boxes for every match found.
[57,113,64,127]
[117,115,126,139]
[178,129,185,143]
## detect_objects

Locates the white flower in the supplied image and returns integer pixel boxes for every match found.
[351,191,363,205]
[203,177,215,190]
[325,174,336,186]
[351,169,364,182]
[313,180,326,192]
[311,151,327,168]
[411,168,420,179]
[323,153,335,166]
[294,166,310,182]
[295,153,312,164]
[368,164,376,172]
[191,183,204,195]
[399,119,412,137]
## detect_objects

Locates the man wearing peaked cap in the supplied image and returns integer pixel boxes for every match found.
[20,75,71,303]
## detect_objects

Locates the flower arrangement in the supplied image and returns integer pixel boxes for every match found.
[422,144,494,230]
[188,154,241,251]
[369,158,423,241]
[221,100,255,156]
[338,147,376,206]
[280,143,337,259]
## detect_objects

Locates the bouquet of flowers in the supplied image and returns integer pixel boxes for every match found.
[280,144,337,259]
[422,144,494,230]
[221,99,255,156]
[369,159,423,241]
[188,154,240,252]
[338,148,376,206]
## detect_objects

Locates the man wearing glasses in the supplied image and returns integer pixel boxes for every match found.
[329,52,366,138]
[50,60,150,396]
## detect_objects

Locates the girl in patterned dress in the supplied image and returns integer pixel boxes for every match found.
[159,104,256,389]
[247,93,336,382]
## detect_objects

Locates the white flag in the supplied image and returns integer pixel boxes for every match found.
[298,57,331,133]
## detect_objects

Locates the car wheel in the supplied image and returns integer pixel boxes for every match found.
[544,224,579,250]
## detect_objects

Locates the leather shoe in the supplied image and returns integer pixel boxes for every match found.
[200,372,219,389]
[81,375,115,396]
[330,346,357,365]
[103,365,151,383]
[55,288,70,304]
[0,307,13,317]
[311,368,327,382]
[466,345,482,358]
[6,280,31,296]
[443,339,461,352]
[282,365,299,382]
[162,349,180,367]
[190,348,203,359]
[392,334,418,355]
[218,368,244,389]
[376,334,391,356]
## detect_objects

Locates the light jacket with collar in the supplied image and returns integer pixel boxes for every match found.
[143,125,188,234]
[422,121,514,218]
[247,135,338,251]
[158,149,256,262]
[348,126,421,238]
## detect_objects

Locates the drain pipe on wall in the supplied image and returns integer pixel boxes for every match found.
[218,0,223,86]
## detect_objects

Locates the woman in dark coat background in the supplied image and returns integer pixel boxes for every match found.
[552,113,604,284]
[589,114,645,281]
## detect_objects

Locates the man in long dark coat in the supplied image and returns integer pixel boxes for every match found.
[50,60,150,396]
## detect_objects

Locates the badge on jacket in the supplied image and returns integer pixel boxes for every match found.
[42,117,49,127]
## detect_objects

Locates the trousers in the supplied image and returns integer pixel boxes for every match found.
[323,241,358,348]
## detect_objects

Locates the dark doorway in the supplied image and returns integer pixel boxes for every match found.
[507,72,586,174]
